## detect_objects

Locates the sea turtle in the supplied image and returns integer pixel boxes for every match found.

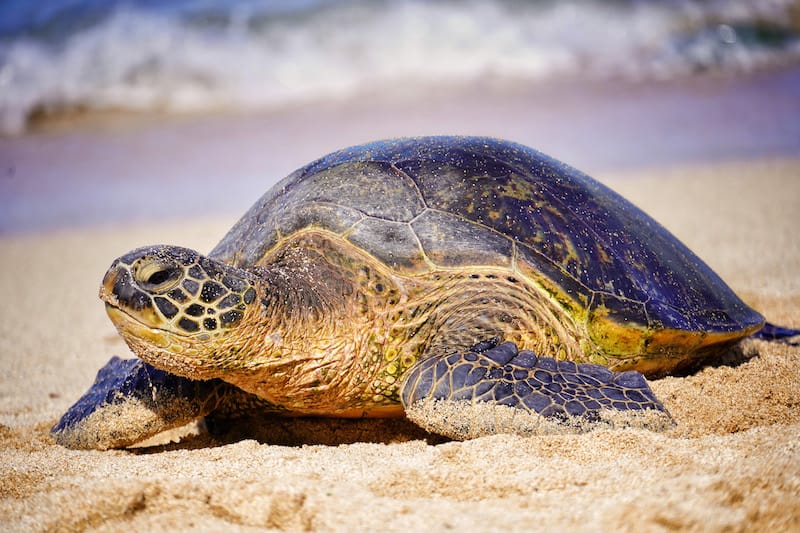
[52,136,788,450]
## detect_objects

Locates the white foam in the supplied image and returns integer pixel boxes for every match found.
[1,0,798,134]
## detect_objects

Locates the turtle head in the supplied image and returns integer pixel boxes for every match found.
[100,245,260,378]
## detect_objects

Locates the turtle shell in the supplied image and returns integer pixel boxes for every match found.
[211,137,763,347]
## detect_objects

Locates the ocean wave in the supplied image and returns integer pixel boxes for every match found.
[1,0,799,134]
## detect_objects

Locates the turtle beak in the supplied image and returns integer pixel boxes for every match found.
[99,261,153,314]
[99,263,121,307]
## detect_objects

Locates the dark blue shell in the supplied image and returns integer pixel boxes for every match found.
[212,136,763,335]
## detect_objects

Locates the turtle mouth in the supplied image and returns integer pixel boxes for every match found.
[104,303,214,379]
[105,303,179,343]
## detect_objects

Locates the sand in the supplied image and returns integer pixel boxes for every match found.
[1,154,798,531]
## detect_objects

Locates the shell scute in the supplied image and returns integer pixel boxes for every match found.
[410,209,512,269]
[288,161,425,222]
[346,218,428,274]
[275,203,363,241]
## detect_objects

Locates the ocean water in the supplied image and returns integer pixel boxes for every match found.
[1,0,799,134]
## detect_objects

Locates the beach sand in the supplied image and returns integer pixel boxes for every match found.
[1,72,800,530]
[1,157,799,531]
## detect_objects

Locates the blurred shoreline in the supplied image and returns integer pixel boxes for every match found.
[1,65,799,234]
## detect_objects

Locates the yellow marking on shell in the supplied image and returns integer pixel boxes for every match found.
[496,175,538,201]
[513,249,589,320]
[596,243,613,264]
[560,235,581,270]
[586,303,647,356]
[585,308,762,374]
[543,203,565,220]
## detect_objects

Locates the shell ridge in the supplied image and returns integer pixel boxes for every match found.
[389,161,429,210]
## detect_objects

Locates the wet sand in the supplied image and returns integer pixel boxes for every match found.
[1,156,799,531]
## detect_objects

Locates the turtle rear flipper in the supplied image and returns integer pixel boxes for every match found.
[401,342,674,440]
[51,357,227,450]
[752,322,800,344]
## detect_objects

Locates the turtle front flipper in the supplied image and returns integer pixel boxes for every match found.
[400,342,673,440]
[52,356,228,450]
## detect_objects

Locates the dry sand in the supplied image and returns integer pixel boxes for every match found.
[1,155,798,531]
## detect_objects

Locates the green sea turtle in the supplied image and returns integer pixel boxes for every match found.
[52,136,795,450]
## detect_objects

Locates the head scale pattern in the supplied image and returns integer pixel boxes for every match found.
[105,246,257,335]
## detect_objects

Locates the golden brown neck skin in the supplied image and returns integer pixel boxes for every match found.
[213,230,583,416]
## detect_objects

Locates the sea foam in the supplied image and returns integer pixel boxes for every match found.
[1,0,798,134]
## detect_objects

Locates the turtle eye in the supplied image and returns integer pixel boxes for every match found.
[135,260,182,293]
